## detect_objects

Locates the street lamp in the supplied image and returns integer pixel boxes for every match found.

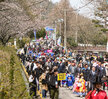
[58,19,64,36]
[54,19,64,46]
[53,21,57,46]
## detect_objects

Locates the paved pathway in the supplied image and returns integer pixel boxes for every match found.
[59,87,84,99]
[46,87,108,99]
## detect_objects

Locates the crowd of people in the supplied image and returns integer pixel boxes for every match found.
[17,38,108,99]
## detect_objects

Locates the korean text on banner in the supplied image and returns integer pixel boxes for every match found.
[58,73,66,81]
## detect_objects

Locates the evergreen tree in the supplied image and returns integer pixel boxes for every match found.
[92,0,108,33]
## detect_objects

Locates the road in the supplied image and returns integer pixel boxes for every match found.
[59,87,84,99]
[46,87,85,99]
[46,87,108,99]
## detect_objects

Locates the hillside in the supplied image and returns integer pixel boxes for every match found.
[0,46,29,99]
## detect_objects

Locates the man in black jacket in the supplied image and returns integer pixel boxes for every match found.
[45,69,53,98]
[34,63,43,81]
[99,63,106,90]
[50,69,59,99]
[74,63,82,77]
[89,66,97,91]
[82,64,90,81]
[82,64,90,92]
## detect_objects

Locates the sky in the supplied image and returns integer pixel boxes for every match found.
[51,0,94,18]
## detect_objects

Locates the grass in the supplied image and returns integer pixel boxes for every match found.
[0,46,30,99]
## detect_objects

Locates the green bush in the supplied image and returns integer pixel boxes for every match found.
[27,28,46,39]
[36,28,46,39]
[67,37,78,47]
[17,39,25,48]
[17,38,30,48]
[0,46,29,98]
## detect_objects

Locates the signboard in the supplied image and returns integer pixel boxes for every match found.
[58,73,66,81]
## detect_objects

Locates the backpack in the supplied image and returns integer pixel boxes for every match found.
[31,63,34,71]
[42,79,47,84]
[46,73,52,85]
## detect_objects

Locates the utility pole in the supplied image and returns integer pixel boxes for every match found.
[75,13,78,43]
[55,21,57,45]
[64,0,67,51]
[105,0,108,52]
[60,22,61,36]
[64,9,67,51]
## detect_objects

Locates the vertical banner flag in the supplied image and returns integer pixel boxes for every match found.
[46,31,48,39]
[34,30,36,41]
[106,41,108,52]
[57,36,61,46]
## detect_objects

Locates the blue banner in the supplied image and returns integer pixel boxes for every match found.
[34,30,36,41]
[45,27,54,31]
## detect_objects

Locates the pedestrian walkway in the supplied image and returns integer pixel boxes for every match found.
[18,38,108,99]
[46,87,108,99]
[45,87,84,99]
[59,87,84,99]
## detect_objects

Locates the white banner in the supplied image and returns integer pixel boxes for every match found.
[106,41,108,52]
[57,36,61,46]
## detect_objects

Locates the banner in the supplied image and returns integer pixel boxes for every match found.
[47,49,52,53]
[45,27,54,31]
[34,30,36,41]
[106,41,108,52]
[46,31,48,39]
[58,73,66,81]
[57,36,61,46]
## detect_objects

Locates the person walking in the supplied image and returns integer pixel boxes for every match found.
[89,67,97,91]
[50,69,59,99]
[29,71,37,98]
[74,63,82,77]
[68,61,76,76]
[99,63,106,90]
[39,70,48,98]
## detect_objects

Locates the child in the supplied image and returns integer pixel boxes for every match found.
[73,74,80,93]
[75,73,87,97]
[66,72,74,89]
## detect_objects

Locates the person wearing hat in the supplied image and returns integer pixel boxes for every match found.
[85,76,108,99]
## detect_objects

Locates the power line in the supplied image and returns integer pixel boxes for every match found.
[73,0,94,11]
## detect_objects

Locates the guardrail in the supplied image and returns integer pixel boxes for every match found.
[20,61,42,99]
